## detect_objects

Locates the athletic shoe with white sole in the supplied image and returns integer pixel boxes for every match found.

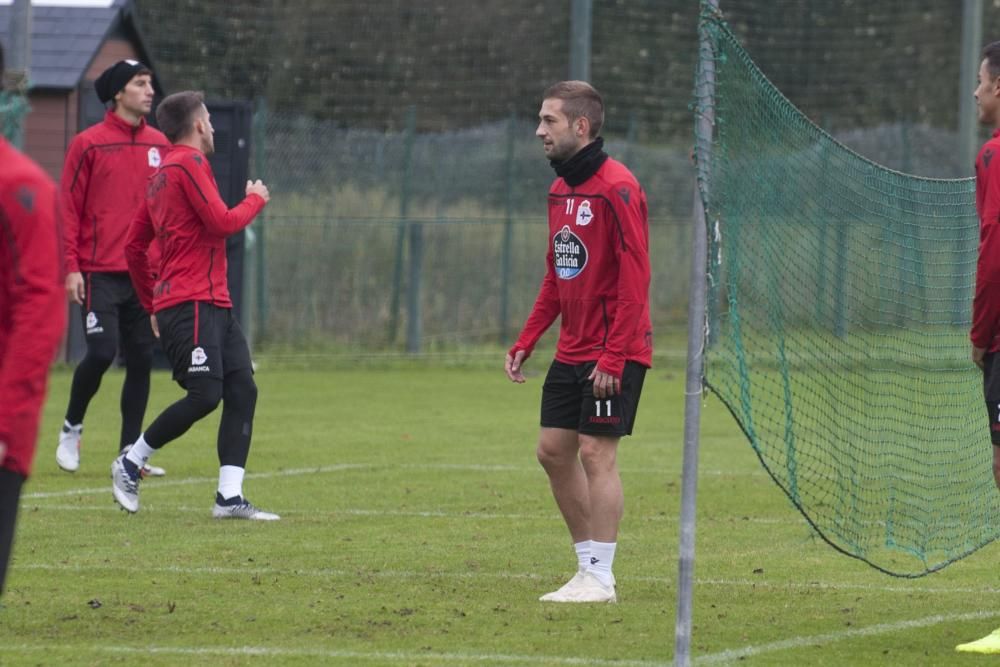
[120,445,167,478]
[110,454,141,513]
[55,423,82,472]
[540,570,615,602]
[540,571,586,602]
[565,572,617,603]
[211,494,280,521]
[957,628,1000,653]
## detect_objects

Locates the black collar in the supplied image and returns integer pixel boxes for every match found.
[550,138,608,187]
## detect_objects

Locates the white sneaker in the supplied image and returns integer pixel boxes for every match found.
[211,494,280,521]
[539,571,587,602]
[110,454,141,513]
[55,423,82,472]
[566,571,617,603]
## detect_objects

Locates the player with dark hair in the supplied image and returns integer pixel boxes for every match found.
[118,90,277,520]
[55,59,170,477]
[505,81,652,603]
[0,41,67,596]
[958,39,1000,655]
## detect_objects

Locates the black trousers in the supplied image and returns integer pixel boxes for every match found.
[0,467,26,597]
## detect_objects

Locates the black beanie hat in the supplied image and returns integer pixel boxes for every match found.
[94,59,149,104]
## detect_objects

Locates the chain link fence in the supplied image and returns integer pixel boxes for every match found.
[129,0,994,352]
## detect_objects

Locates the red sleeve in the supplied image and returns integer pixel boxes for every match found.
[181,157,265,236]
[597,183,650,377]
[125,196,156,313]
[0,173,66,474]
[60,135,89,274]
[973,154,1000,349]
[510,251,561,361]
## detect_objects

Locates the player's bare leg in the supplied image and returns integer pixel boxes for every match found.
[536,427,594,601]
[537,427,590,541]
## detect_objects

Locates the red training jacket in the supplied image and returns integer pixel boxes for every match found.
[0,138,66,478]
[510,156,653,378]
[973,129,1000,352]
[126,144,266,313]
[61,110,169,274]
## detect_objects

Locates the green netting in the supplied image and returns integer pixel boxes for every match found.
[695,8,999,577]
[0,91,28,146]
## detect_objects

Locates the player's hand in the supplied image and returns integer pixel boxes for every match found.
[505,350,526,383]
[65,272,84,305]
[973,345,987,370]
[0,440,6,464]
[589,366,620,399]
[246,179,270,202]
[150,314,159,339]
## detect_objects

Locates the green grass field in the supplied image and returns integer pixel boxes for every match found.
[3,354,1000,666]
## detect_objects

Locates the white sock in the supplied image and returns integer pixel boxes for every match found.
[218,465,245,500]
[574,540,592,573]
[125,435,155,468]
[587,540,617,587]
[63,420,82,433]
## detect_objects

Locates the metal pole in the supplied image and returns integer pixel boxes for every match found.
[958,0,983,175]
[388,105,416,345]
[499,112,516,344]
[675,2,717,665]
[8,0,31,88]
[569,0,592,81]
[253,97,269,342]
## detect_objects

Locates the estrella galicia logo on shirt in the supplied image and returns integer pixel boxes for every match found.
[553,225,588,280]
[85,311,103,335]
[575,200,593,226]
[148,147,162,168]
[189,346,210,373]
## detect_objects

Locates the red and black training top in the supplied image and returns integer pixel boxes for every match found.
[973,128,1000,352]
[0,138,66,478]
[126,144,267,314]
[510,156,653,378]
[61,110,170,274]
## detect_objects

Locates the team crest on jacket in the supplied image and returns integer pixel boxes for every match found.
[575,200,593,226]
[553,225,588,279]
[148,147,162,168]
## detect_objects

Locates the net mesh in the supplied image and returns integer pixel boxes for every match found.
[695,7,1000,576]
[0,91,28,146]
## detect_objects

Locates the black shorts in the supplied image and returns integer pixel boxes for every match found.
[155,302,252,386]
[81,272,154,349]
[540,360,647,437]
[983,352,1000,446]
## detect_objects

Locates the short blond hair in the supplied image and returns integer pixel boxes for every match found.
[543,80,604,138]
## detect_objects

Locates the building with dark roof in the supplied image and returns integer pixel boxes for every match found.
[0,0,162,179]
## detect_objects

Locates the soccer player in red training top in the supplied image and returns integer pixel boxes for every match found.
[505,81,652,603]
[55,60,170,477]
[117,90,278,520]
[0,42,67,596]
[958,40,1000,655]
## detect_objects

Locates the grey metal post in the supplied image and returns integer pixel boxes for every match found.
[499,112,517,344]
[405,220,423,354]
[675,1,717,665]
[389,106,416,345]
[8,0,31,88]
[252,97,269,342]
[958,0,983,175]
[569,0,592,81]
